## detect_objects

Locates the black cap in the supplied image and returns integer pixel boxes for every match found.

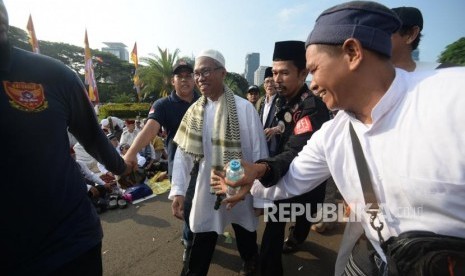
[273,41,305,62]
[247,85,260,94]
[392,7,423,31]
[306,1,401,57]
[264,67,273,80]
[172,59,193,75]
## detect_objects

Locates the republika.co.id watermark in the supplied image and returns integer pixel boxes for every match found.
[263,203,423,223]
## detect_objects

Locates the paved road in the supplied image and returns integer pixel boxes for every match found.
[100,194,344,276]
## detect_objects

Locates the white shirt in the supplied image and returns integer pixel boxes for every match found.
[76,160,105,191]
[251,68,465,260]
[120,129,140,146]
[73,142,96,168]
[262,94,277,124]
[170,95,268,234]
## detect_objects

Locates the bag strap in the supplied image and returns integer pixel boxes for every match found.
[349,122,385,244]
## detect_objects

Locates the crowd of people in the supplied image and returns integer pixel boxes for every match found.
[2,0,464,275]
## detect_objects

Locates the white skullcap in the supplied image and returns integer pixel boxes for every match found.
[100,118,109,127]
[196,49,225,68]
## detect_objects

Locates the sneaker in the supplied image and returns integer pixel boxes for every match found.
[239,254,258,276]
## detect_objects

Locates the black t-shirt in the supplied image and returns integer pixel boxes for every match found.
[0,46,126,274]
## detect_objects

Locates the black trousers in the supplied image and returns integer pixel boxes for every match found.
[182,223,258,276]
[50,242,102,276]
[260,183,326,276]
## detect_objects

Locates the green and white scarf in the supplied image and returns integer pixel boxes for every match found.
[173,86,242,170]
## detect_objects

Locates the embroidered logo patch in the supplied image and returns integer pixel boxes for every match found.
[3,81,48,112]
[293,116,313,135]
[149,106,155,114]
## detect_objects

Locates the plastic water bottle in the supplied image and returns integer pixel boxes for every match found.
[225,159,244,196]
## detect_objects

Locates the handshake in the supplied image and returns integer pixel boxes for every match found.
[116,162,145,189]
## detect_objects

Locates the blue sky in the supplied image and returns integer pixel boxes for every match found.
[5,0,465,74]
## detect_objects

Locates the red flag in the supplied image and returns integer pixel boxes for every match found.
[26,14,40,53]
[84,30,99,103]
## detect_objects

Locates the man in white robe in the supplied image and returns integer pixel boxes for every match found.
[169,49,268,276]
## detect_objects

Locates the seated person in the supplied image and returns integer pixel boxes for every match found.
[120,143,146,168]
[101,116,125,140]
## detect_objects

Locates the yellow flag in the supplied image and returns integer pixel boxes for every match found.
[26,14,40,53]
[84,30,99,103]
[131,42,141,101]
[131,42,138,68]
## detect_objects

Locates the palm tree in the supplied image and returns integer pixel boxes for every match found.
[138,47,180,101]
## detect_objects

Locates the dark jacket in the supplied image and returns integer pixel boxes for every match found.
[257,94,282,157]
[257,84,330,187]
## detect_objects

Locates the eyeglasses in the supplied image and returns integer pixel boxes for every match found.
[193,67,223,80]
[174,73,194,80]
[264,79,274,85]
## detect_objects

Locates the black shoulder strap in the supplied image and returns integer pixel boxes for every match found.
[349,122,385,243]
[349,122,378,210]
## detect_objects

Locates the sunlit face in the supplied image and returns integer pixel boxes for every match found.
[263,77,276,97]
[172,68,195,99]
[0,0,9,45]
[194,57,226,101]
[306,44,350,111]
[272,60,307,101]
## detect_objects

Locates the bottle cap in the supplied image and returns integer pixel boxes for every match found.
[230,159,241,171]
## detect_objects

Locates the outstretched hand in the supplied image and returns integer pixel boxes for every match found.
[219,159,260,210]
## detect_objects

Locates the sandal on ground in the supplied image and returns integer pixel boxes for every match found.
[108,195,119,210]
[117,198,127,209]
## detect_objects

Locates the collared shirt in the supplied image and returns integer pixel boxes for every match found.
[262,93,277,125]
[252,68,465,259]
[170,95,268,234]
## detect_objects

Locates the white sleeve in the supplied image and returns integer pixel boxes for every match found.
[97,162,109,174]
[136,153,146,167]
[251,129,330,200]
[78,160,105,186]
[168,149,194,199]
[252,180,273,208]
[119,132,128,145]
[149,144,156,160]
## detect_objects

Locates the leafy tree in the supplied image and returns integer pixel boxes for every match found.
[438,37,465,66]
[7,26,135,103]
[7,26,30,50]
[138,47,180,100]
[224,72,248,98]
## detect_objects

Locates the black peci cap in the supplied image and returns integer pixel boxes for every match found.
[272,41,305,62]
[305,1,401,57]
